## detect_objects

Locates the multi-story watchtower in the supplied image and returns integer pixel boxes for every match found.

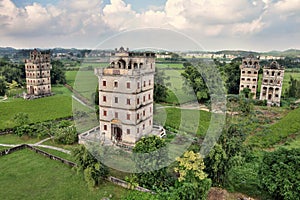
[239,55,260,99]
[25,49,52,96]
[260,61,285,106]
[94,47,156,146]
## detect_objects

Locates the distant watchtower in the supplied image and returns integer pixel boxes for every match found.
[260,61,285,106]
[25,49,52,96]
[94,47,156,146]
[239,56,260,99]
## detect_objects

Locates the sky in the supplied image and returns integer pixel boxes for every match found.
[0,0,299,51]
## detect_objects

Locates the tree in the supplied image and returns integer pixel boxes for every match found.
[51,60,66,84]
[285,76,300,99]
[154,69,169,103]
[204,123,246,186]
[173,151,211,200]
[181,64,209,102]
[259,148,300,200]
[132,135,173,190]
[0,76,7,96]
[72,145,109,189]
[223,62,240,94]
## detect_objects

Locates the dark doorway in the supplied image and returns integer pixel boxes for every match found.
[112,125,122,142]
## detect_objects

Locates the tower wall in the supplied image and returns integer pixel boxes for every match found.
[25,49,52,96]
[95,47,155,145]
[260,61,285,106]
[239,56,260,99]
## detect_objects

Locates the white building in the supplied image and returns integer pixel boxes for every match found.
[260,61,285,106]
[94,47,156,146]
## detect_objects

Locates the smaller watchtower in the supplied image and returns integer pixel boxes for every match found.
[260,61,285,106]
[25,49,52,96]
[239,55,260,99]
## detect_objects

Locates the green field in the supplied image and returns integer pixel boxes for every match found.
[247,107,300,147]
[156,63,184,69]
[66,70,78,87]
[0,149,129,200]
[0,86,72,130]
[154,107,211,136]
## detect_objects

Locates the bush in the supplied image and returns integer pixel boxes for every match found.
[259,148,300,200]
[54,126,78,145]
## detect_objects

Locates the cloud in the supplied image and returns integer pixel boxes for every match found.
[0,0,299,50]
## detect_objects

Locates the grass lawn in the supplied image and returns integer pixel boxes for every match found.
[0,149,129,200]
[0,134,41,144]
[0,146,8,151]
[156,63,184,69]
[154,107,211,136]
[0,85,72,130]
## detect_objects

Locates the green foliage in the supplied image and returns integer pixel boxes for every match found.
[54,126,78,145]
[181,64,209,102]
[0,76,7,96]
[285,75,300,99]
[204,123,246,186]
[222,61,241,94]
[125,175,139,190]
[51,60,66,84]
[173,150,211,200]
[13,112,30,126]
[133,135,173,190]
[154,69,169,102]
[259,148,300,200]
[72,145,109,189]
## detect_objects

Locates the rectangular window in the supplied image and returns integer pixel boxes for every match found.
[137,82,140,89]
[127,82,130,89]
[143,96,146,102]
[103,96,106,102]
[115,112,118,118]
[127,129,130,135]
[149,80,151,85]
[150,107,152,113]
[127,114,130,120]
[143,110,145,116]
[137,128,139,134]
[115,97,118,103]
[137,98,140,104]
[114,81,118,87]
[148,94,151,100]
[103,81,106,86]
[104,125,107,131]
[143,81,146,87]
[143,124,145,130]
[149,120,151,125]
[137,113,139,120]
[127,99,131,105]
[103,110,107,116]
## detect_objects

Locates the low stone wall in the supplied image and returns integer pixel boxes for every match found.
[108,176,154,194]
[0,144,76,167]
[0,144,27,156]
